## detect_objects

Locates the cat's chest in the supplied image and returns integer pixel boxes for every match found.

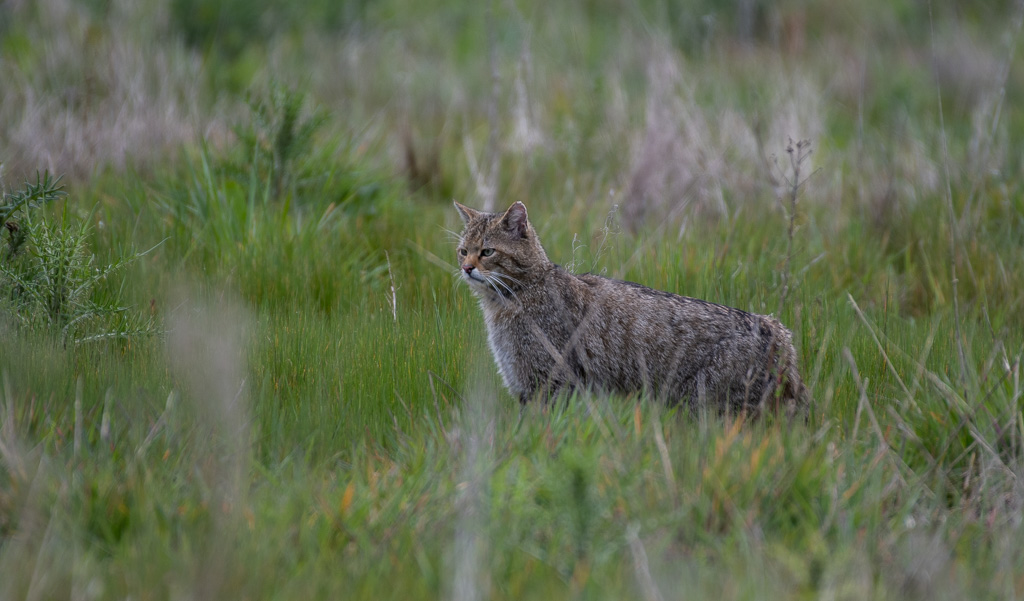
[479,283,578,344]
[479,303,546,388]
[480,303,531,347]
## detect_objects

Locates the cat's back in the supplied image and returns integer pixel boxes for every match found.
[554,270,804,408]
[572,272,760,330]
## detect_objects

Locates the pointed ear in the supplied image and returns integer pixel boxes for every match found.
[499,202,529,238]
[453,201,480,225]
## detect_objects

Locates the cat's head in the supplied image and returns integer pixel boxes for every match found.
[453,201,549,300]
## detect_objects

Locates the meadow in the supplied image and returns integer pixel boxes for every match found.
[1,0,1023,598]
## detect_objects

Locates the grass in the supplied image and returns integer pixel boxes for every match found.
[2,0,1024,599]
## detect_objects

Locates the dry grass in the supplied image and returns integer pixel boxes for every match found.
[0,0,206,180]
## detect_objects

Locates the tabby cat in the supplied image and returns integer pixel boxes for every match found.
[454,201,808,415]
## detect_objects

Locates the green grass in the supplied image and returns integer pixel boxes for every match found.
[2,0,1024,599]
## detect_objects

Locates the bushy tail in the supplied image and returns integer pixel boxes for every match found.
[764,317,811,419]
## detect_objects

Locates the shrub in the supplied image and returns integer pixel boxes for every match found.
[0,175,155,346]
[232,83,329,203]
[1,172,66,260]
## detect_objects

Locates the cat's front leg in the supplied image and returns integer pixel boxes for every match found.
[532,380,578,406]
[518,381,571,405]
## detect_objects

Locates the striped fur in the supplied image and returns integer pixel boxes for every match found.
[454,201,809,416]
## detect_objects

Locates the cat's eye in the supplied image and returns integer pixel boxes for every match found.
[481,248,495,257]
[458,248,468,256]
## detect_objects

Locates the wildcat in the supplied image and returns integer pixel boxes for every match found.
[454,201,809,415]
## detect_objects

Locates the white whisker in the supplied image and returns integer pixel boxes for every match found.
[440,227,464,243]
[485,273,520,305]
[490,273,523,299]
[483,274,504,298]
[452,270,467,291]
[488,275,511,295]
[489,272,524,289]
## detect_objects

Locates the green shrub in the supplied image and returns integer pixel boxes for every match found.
[231,83,329,203]
[151,85,405,312]
[1,172,66,261]
[0,176,155,346]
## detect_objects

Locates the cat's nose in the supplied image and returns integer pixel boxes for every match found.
[462,264,474,274]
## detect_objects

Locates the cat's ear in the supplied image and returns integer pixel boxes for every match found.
[453,201,481,225]
[499,202,529,238]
